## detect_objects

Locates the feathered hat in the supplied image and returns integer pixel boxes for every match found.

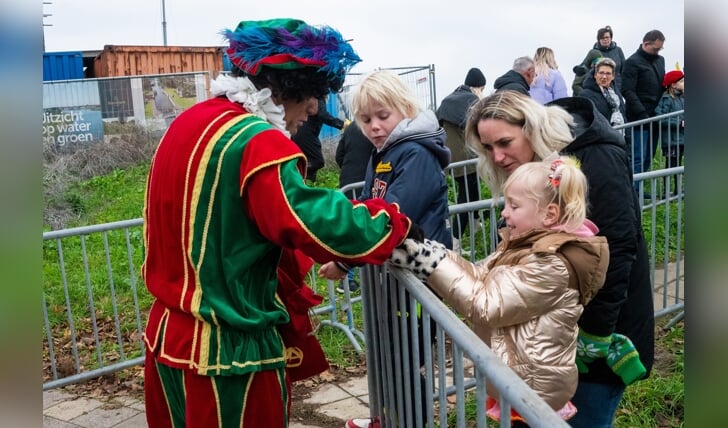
[223,18,361,91]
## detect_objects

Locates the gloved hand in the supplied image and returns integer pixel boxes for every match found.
[606,333,647,385]
[575,329,611,374]
[406,222,425,243]
[388,238,448,280]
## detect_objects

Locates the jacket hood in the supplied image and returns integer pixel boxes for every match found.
[436,85,479,127]
[593,41,619,52]
[382,109,451,168]
[500,228,609,306]
[494,70,527,90]
[547,97,625,152]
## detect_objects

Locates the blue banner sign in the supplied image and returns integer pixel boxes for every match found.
[42,109,104,148]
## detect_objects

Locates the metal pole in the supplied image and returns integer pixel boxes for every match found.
[161,0,167,46]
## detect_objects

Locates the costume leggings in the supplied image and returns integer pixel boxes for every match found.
[144,350,290,427]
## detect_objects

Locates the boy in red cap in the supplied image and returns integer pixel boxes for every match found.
[141,18,420,427]
[656,69,685,184]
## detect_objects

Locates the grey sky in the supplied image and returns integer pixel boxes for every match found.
[42,0,684,105]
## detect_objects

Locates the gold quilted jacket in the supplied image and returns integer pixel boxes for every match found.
[426,228,609,409]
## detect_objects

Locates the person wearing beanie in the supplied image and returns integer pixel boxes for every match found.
[464,67,487,89]
[571,49,602,96]
[141,18,420,427]
[656,69,685,192]
[436,67,487,252]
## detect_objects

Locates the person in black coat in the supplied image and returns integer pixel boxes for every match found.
[463,91,654,427]
[493,56,535,96]
[578,57,626,127]
[335,121,373,198]
[436,67,486,248]
[621,30,666,176]
[292,96,345,181]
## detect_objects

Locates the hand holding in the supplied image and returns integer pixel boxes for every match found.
[606,333,647,385]
[405,222,425,243]
[318,261,349,280]
[575,329,611,374]
[388,238,448,280]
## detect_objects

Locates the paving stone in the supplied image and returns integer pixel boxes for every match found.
[289,423,323,428]
[317,396,370,420]
[110,396,146,412]
[44,398,103,422]
[70,404,140,428]
[43,390,75,409]
[336,376,369,397]
[43,415,81,427]
[109,412,147,427]
[303,382,350,405]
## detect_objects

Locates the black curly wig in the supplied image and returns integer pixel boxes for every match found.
[231,64,342,103]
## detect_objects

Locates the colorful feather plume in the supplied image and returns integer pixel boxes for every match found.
[222,18,361,79]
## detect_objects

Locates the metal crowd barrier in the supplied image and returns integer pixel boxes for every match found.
[361,262,570,427]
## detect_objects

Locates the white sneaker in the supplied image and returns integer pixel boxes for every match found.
[345,418,373,428]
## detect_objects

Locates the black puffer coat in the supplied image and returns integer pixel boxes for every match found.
[549,97,654,386]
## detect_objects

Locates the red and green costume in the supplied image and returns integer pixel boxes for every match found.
[142,95,410,426]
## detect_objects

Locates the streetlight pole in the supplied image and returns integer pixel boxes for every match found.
[161,0,167,46]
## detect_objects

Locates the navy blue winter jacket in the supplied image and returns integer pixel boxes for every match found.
[359,110,452,249]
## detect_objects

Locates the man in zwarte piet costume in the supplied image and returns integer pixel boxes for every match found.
[141,18,420,427]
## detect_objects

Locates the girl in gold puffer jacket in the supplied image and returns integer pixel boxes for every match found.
[390,156,610,426]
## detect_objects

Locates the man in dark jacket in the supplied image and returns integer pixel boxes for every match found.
[493,56,534,96]
[292,96,345,181]
[621,29,666,178]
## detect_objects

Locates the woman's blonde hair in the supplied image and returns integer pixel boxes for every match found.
[351,70,421,126]
[464,91,575,197]
[533,46,559,83]
[503,156,588,232]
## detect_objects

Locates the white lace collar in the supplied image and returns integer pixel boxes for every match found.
[209,74,289,137]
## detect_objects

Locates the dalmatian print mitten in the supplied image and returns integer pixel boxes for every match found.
[388,238,448,280]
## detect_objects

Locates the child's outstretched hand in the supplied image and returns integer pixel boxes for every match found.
[388,238,448,280]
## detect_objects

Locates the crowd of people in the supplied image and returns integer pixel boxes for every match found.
[140,17,682,428]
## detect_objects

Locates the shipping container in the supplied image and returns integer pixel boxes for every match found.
[43,51,85,81]
[92,45,225,78]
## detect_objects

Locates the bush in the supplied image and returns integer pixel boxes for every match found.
[43,124,158,230]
